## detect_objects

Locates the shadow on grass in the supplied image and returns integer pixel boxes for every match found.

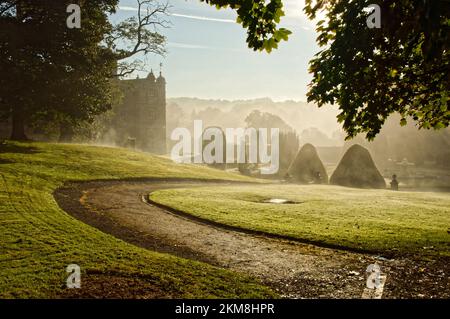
[0,159,14,164]
[0,142,40,155]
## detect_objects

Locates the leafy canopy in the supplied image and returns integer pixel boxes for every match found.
[305,0,449,139]
[200,0,291,52]
[202,0,450,139]
[0,0,168,140]
[0,0,119,134]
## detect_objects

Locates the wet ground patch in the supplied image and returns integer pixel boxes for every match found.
[261,198,300,204]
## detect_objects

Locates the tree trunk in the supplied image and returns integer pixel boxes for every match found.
[59,122,74,143]
[10,107,28,140]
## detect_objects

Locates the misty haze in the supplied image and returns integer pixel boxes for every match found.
[0,0,449,307]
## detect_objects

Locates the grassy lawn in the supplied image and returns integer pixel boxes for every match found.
[150,185,450,258]
[0,141,275,298]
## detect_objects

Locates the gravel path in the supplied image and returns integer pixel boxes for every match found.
[55,179,449,298]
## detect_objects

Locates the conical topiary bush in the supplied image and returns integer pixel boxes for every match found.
[330,144,386,189]
[287,143,328,184]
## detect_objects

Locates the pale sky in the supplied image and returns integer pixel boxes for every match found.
[114,0,320,101]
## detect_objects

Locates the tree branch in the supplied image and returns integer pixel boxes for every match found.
[107,0,170,66]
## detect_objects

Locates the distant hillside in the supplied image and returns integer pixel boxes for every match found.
[167,98,450,177]
[167,97,344,147]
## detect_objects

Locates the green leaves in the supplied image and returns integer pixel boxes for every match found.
[200,0,291,52]
[400,118,407,127]
[198,0,449,138]
[274,28,291,41]
[0,0,120,134]
[304,0,450,140]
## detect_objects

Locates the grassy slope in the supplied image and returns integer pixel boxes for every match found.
[150,185,450,258]
[0,141,275,298]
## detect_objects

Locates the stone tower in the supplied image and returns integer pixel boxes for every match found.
[113,70,166,154]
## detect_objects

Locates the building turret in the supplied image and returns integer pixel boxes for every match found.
[147,69,156,82]
[156,71,166,85]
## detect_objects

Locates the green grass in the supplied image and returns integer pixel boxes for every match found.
[150,184,450,258]
[0,141,275,298]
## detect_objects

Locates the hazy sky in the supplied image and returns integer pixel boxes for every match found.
[115,0,320,101]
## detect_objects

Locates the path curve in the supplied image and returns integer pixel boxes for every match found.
[54,179,449,298]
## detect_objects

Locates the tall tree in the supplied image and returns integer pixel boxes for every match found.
[0,0,118,140]
[200,0,450,139]
[304,0,449,139]
[106,0,168,77]
[245,110,293,132]
[0,0,168,140]
[0,1,45,139]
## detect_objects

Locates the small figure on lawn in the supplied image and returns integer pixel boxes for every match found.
[390,174,399,191]
[314,171,322,184]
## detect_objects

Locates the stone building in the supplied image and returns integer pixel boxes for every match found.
[113,70,167,154]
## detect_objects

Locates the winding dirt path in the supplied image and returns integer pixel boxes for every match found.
[54,179,449,298]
